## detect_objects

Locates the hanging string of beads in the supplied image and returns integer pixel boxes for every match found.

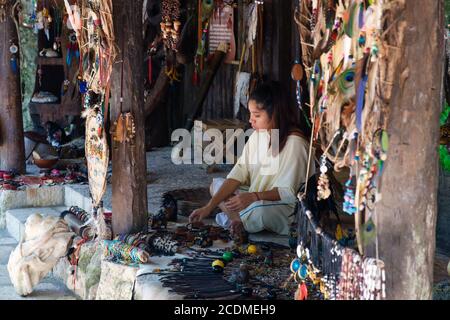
[69,206,91,224]
[52,6,62,52]
[361,258,386,300]
[160,0,181,52]
[150,235,179,256]
[317,130,341,201]
[337,248,363,300]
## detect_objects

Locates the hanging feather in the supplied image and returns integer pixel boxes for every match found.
[335,68,355,97]
[361,217,376,246]
[294,0,314,79]
[202,0,214,21]
[358,2,365,29]
[9,44,18,74]
[356,74,368,132]
[148,57,152,86]
[343,1,358,38]
[66,48,72,66]
[10,56,18,74]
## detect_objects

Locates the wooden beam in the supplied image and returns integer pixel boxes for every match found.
[373,0,445,299]
[110,0,148,235]
[0,0,25,173]
[185,45,228,131]
[144,67,171,117]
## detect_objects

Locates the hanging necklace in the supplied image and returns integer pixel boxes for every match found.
[317,130,341,201]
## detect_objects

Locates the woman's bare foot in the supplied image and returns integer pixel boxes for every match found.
[230,220,248,244]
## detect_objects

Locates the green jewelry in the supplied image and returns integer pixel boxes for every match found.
[440,104,450,172]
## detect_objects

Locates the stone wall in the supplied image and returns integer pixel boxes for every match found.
[19,0,38,131]
[0,186,65,229]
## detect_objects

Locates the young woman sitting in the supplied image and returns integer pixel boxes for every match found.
[189,81,314,241]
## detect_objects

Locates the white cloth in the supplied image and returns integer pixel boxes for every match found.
[215,212,232,229]
[7,214,74,296]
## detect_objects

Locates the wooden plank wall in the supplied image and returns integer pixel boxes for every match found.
[150,0,306,148]
[178,0,294,127]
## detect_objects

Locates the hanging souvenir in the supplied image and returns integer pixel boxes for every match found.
[63,1,81,37]
[66,31,79,66]
[37,65,43,89]
[52,7,62,52]
[208,3,236,63]
[41,6,52,40]
[110,113,137,148]
[361,217,376,246]
[9,42,18,74]
[74,0,116,208]
[62,79,70,97]
[317,155,331,200]
[0,0,7,23]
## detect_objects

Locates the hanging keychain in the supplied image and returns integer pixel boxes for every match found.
[9,41,19,74]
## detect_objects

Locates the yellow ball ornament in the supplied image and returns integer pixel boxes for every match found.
[212,260,225,268]
[247,245,258,255]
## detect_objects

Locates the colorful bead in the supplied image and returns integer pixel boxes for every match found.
[298,264,308,280]
[247,245,258,255]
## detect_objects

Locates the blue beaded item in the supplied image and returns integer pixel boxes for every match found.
[343,178,357,215]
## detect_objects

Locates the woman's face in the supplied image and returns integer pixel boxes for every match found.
[248,100,272,131]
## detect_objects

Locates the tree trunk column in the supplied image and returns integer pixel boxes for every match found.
[111,0,148,235]
[375,0,445,299]
[0,0,25,173]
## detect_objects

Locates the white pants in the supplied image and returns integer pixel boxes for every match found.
[211,178,296,235]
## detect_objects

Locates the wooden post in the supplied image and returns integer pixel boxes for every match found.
[0,0,25,173]
[373,0,445,299]
[111,0,148,235]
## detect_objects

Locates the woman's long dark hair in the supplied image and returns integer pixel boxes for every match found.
[249,81,304,154]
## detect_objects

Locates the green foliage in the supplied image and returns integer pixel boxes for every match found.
[19,0,38,131]
[446,0,450,26]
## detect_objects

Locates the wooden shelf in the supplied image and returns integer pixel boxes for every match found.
[30,102,61,107]
[37,57,64,66]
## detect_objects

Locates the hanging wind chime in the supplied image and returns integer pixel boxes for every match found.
[66,0,116,209]
[160,0,182,83]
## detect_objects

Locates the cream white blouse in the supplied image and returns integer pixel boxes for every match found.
[227,130,314,205]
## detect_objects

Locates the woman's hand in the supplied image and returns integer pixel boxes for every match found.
[189,206,212,223]
[225,193,258,213]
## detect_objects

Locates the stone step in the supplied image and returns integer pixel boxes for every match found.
[64,185,112,214]
[5,206,68,242]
